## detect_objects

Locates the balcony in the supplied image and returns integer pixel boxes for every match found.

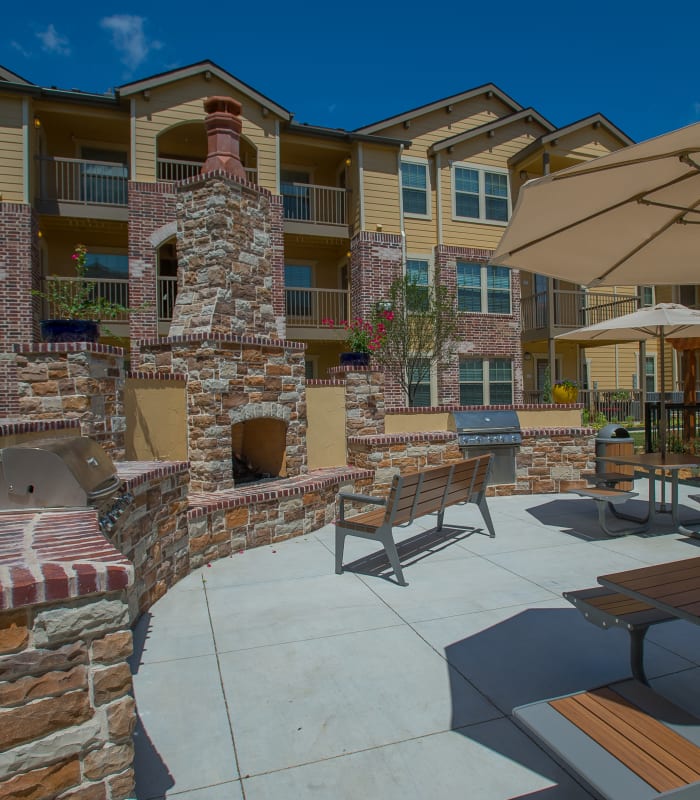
[157,158,257,184]
[39,276,130,322]
[522,289,639,336]
[36,157,129,219]
[285,287,350,332]
[281,182,348,237]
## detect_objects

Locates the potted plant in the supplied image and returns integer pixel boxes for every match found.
[34,244,132,343]
[552,378,579,404]
[322,313,393,367]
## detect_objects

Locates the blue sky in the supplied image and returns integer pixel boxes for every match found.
[2,2,697,143]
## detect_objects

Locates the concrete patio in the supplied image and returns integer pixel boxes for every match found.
[130,481,700,799]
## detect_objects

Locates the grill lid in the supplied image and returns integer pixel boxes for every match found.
[449,409,521,433]
[0,437,121,510]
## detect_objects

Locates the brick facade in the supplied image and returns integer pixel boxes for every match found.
[435,244,523,405]
[0,203,40,417]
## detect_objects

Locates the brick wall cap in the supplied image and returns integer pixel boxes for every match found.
[137,333,305,350]
[14,342,125,356]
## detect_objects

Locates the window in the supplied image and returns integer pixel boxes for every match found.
[641,286,655,306]
[409,358,431,407]
[401,161,429,216]
[645,356,656,394]
[406,259,429,311]
[457,262,511,314]
[281,169,311,220]
[460,358,513,405]
[453,163,510,223]
[79,147,128,205]
[84,253,128,280]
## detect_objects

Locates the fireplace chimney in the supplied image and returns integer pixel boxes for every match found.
[201,96,247,180]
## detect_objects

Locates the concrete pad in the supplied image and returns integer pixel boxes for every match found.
[141,780,244,799]
[414,599,697,714]
[132,655,238,797]
[219,625,501,775]
[364,554,556,623]
[206,572,403,652]
[242,718,593,799]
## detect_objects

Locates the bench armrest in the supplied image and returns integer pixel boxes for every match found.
[338,492,386,521]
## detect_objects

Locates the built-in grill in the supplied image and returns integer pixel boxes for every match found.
[0,437,131,532]
[449,409,522,485]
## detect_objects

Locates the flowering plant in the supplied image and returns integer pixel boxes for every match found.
[554,378,578,390]
[323,311,394,354]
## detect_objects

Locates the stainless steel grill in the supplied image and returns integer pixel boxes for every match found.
[0,437,130,531]
[449,410,522,485]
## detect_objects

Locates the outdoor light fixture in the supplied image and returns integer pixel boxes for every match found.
[345,157,352,166]
[524,351,532,361]
[520,170,528,181]
[33,117,41,128]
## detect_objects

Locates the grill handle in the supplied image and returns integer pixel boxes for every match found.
[87,475,122,501]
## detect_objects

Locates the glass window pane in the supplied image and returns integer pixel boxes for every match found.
[457,263,481,287]
[455,168,479,193]
[401,162,427,189]
[458,288,481,312]
[489,383,513,404]
[403,188,427,215]
[409,358,431,407]
[484,196,509,221]
[459,359,483,381]
[85,253,128,279]
[487,267,510,289]
[484,172,508,197]
[489,359,511,382]
[487,291,510,314]
[455,193,480,218]
[407,260,429,285]
[460,384,483,405]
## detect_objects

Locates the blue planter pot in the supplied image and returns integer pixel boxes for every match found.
[340,352,371,367]
[40,319,100,343]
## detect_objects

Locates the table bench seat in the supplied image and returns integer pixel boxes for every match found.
[567,486,642,536]
[514,679,700,799]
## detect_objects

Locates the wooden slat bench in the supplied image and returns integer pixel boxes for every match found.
[563,586,677,684]
[335,455,494,586]
[514,679,700,799]
[567,486,643,536]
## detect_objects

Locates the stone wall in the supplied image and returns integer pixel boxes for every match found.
[514,428,595,496]
[13,343,126,459]
[329,365,385,438]
[0,508,135,800]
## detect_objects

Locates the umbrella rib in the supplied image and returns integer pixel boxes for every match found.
[549,148,700,181]
[505,168,700,258]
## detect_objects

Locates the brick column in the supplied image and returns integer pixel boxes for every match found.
[0,203,40,416]
[270,195,286,339]
[128,182,177,364]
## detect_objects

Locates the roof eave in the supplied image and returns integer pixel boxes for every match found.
[285,121,409,147]
[429,108,554,154]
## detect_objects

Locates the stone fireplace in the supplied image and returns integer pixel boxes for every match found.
[138,96,307,492]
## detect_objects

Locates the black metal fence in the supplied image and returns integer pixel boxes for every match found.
[644,402,700,452]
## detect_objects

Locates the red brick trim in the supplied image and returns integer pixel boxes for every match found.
[0,419,81,437]
[126,371,187,381]
[136,333,306,349]
[13,342,125,356]
[348,432,458,445]
[306,379,345,386]
[116,461,189,490]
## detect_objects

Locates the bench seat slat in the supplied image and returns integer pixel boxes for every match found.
[550,688,700,793]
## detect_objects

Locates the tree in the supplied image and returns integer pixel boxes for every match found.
[372,270,458,406]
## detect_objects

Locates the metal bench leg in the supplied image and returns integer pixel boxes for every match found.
[335,529,346,575]
[379,532,407,586]
[629,626,650,685]
[477,496,496,538]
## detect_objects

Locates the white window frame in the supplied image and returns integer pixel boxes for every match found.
[401,156,431,220]
[459,357,514,406]
[451,161,511,225]
[456,262,512,315]
[640,286,655,307]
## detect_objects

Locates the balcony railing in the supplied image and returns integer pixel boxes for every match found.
[521,289,639,331]
[158,276,178,320]
[157,158,257,184]
[281,182,347,226]
[285,287,350,327]
[40,276,130,321]
[37,157,128,207]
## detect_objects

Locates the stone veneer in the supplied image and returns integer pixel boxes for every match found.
[13,343,126,459]
[171,172,285,339]
[328,365,386,438]
[138,334,307,492]
[0,509,135,800]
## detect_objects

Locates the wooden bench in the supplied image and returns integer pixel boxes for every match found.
[567,486,642,536]
[563,586,677,684]
[514,679,700,799]
[334,455,494,586]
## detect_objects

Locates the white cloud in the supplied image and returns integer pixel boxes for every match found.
[36,24,71,56]
[100,15,163,72]
[11,41,32,58]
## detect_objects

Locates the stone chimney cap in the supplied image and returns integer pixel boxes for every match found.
[204,96,242,116]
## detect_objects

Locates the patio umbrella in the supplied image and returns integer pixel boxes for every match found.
[491,120,700,287]
[556,303,700,457]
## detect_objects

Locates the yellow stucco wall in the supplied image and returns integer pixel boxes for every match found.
[131,74,278,189]
[124,379,188,461]
[0,94,25,202]
[384,412,451,433]
[306,385,346,468]
[517,407,583,428]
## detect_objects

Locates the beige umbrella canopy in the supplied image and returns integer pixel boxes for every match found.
[556,303,700,456]
[491,121,700,287]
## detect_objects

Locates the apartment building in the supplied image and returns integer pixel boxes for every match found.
[0,59,645,412]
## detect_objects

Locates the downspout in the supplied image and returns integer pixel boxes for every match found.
[358,143,365,231]
[274,120,280,194]
[435,151,442,245]
[397,144,406,268]
[22,98,30,204]
[130,98,137,181]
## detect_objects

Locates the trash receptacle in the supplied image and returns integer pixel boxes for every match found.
[595,425,634,490]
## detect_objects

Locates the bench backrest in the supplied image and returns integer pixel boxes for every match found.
[383,456,490,528]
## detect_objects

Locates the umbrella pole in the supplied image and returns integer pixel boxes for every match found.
[660,328,667,460]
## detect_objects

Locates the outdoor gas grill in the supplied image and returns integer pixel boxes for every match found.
[0,437,132,533]
[449,409,522,485]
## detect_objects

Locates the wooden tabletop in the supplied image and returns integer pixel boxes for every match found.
[599,557,700,625]
[598,453,700,470]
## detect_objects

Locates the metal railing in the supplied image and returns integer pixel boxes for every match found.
[645,402,700,452]
[40,276,130,321]
[158,276,178,320]
[281,182,347,226]
[157,158,257,184]
[285,287,350,327]
[37,156,129,206]
[524,387,643,422]
[521,289,639,331]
